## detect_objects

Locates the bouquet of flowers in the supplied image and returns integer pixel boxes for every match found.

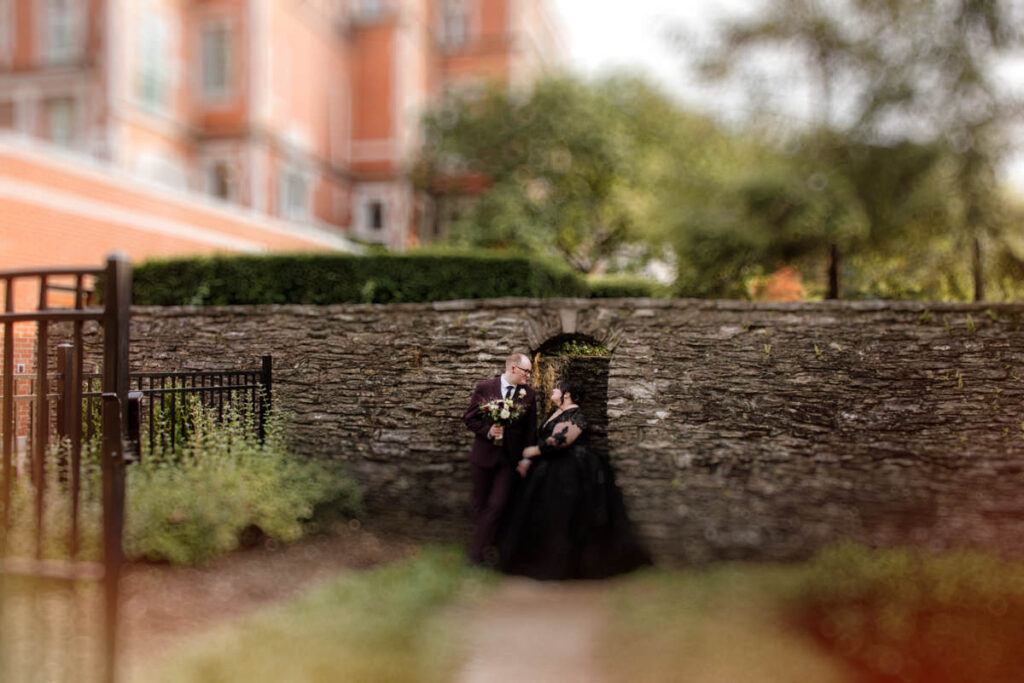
[478,396,524,446]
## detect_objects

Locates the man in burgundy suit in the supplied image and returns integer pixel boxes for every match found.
[463,352,538,565]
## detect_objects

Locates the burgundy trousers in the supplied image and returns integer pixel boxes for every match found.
[469,461,515,562]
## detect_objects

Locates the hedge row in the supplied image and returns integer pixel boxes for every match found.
[131,252,663,305]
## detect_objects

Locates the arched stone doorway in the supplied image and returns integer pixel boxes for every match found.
[531,334,611,459]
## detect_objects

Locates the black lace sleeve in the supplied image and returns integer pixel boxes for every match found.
[538,408,587,455]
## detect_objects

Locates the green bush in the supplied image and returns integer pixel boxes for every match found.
[587,274,667,298]
[132,250,590,305]
[125,404,362,564]
[1,401,363,566]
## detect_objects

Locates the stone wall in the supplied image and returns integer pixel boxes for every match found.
[128,299,1024,563]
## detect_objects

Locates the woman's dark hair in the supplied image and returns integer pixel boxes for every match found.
[556,379,584,404]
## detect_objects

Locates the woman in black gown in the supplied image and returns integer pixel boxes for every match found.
[498,380,651,580]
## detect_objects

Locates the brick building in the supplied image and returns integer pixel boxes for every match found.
[0,0,565,249]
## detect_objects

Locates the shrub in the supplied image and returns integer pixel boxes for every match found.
[132,250,589,305]
[587,274,667,298]
[124,403,362,564]
[1,403,362,566]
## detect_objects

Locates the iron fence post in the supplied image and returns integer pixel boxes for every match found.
[101,253,131,683]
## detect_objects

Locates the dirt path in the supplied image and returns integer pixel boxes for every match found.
[456,578,609,683]
[119,523,417,679]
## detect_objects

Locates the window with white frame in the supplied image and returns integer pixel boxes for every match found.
[441,0,468,49]
[205,160,234,200]
[46,0,76,63]
[47,97,74,146]
[367,200,385,231]
[201,21,232,101]
[137,12,172,110]
[279,168,309,220]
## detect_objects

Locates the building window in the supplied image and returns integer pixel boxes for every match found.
[442,0,468,49]
[0,0,12,65]
[47,97,74,146]
[137,14,171,110]
[280,169,309,220]
[359,0,383,20]
[205,160,233,200]
[0,101,13,129]
[46,0,76,63]
[201,22,232,101]
[368,200,385,231]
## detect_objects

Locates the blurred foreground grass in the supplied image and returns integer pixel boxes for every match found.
[133,545,493,683]
[600,543,1024,683]
[5,543,1019,682]
[599,562,854,683]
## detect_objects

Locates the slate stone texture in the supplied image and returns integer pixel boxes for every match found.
[125,299,1024,563]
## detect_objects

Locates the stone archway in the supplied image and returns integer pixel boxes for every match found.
[531,334,611,459]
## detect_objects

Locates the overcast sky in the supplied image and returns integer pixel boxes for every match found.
[550,0,1024,194]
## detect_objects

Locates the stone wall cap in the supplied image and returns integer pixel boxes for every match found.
[131,299,1024,315]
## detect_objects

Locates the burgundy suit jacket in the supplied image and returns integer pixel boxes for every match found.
[463,376,538,468]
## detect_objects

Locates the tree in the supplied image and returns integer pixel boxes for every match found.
[676,0,1023,300]
[413,76,702,275]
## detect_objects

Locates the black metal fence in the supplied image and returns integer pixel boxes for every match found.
[65,354,273,460]
[0,255,131,683]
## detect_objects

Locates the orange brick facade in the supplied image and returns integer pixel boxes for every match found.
[0,0,564,249]
[1,133,358,414]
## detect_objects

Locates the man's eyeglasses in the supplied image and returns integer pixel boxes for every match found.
[513,365,532,376]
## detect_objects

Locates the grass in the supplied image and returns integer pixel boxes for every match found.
[598,563,854,683]
[793,543,1024,683]
[133,546,494,683]
[598,544,1024,683]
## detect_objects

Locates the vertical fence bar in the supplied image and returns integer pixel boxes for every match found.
[100,394,124,683]
[2,277,14,538]
[56,344,73,486]
[148,376,155,456]
[72,278,85,560]
[126,392,142,463]
[101,253,131,683]
[56,345,72,441]
[169,377,176,456]
[259,355,272,443]
[33,278,49,559]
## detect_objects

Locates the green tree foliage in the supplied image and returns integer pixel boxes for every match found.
[676,0,1023,300]
[415,75,717,275]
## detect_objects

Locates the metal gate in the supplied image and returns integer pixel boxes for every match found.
[0,254,131,683]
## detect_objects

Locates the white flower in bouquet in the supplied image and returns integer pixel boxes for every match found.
[478,395,526,446]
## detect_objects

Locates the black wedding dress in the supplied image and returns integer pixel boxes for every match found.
[498,406,651,580]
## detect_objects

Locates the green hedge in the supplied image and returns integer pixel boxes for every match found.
[587,274,667,298]
[132,252,591,305]
[131,252,671,305]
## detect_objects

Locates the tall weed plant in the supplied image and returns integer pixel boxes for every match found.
[126,400,361,564]
[1,399,361,566]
